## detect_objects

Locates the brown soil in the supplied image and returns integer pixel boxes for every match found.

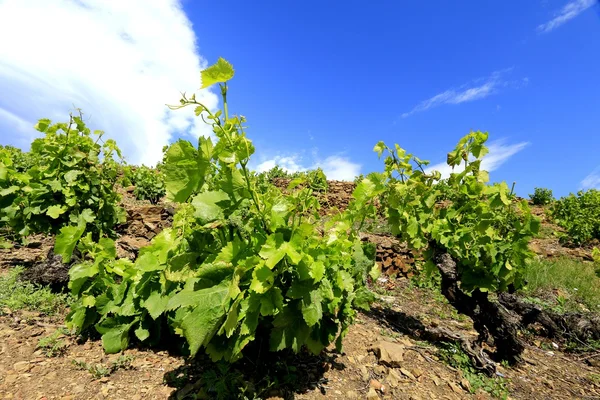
[1,280,599,399]
[2,183,600,399]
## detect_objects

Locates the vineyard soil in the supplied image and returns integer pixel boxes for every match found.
[1,185,599,399]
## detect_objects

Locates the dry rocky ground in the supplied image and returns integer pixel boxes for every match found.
[1,185,599,400]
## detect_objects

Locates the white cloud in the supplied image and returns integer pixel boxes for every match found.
[537,0,596,33]
[402,69,527,118]
[0,0,219,165]
[315,156,361,181]
[425,140,529,179]
[253,153,361,182]
[581,167,600,189]
[256,155,306,174]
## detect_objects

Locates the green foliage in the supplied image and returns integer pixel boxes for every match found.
[37,331,69,357]
[132,165,166,204]
[438,342,509,398]
[66,59,377,362]
[551,189,600,245]
[376,131,539,293]
[593,248,600,278]
[523,257,600,312]
[0,145,38,172]
[0,113,125,247]
[306,168,327,191]
[72,355,134,379]
[119,165,135,187]
[529,187,554,205]
[0,267,71,316]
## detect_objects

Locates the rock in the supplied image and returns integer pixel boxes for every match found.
[346,390,359,399]
[366,388,380,400]
[448,382,463,394]
[99,377,109,383]
[400,368,416,380]
[374,365,387,375]
[13,361,31,372]
[460,379,471,392]
[360,365,370,381]
[369,379,384,392]
[412,367,424,378]
[386,369,402,388]
[370,341,405,367]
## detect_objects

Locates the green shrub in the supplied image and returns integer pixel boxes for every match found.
[65,58,378,362]
[0,114,125,244]
[529,187,554,205]
[551,190,600,245]
[132,165,166,204]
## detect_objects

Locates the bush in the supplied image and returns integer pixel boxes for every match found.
[65,58,377,362]
[0,113,125,244]
[529,187,554,205]
[551,190,600,245]
[132,165,166,204]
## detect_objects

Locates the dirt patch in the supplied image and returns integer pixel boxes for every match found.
[271,178,356,215]
[0,234,54,271]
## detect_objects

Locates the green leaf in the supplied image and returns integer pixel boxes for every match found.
[301,290,323,326]
[166,282,229,311]
[163,140,209,203]
[191,191,230,223]
[180,290,229,355]
[81,208,96,223]
[259,233,302,269]
[135,325,151,342]
[34,118,52,132]
[54,217,86,263]
[200,58,235,89]
[250,264,274,294]
[46,205,67,219]
[96,318,135,354]
[64,170,82,185]
[144,291,169,320]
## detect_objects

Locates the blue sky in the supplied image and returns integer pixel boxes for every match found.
[0,1,599,197]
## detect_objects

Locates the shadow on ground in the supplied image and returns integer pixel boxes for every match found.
[164,343,344,400]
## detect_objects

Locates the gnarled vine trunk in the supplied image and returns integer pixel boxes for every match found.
[433,250,524,365]
[498,292,600,344]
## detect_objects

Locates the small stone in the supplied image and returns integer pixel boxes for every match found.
[73,384,85,394]
[432,376,441,386]
[370,341,405,368]
[13,361,31,372]
[448,382,463,394]
[386,369,402,388]
[400,367,416,380]
[101,386,109,397]
[369,379,384,392]
[374,365,387,375]
[4,374,18,384]
[366,388,380,400]
[346,390,359,399]
[99,377,109,383]
[412,367,424,378]
[360,365,370,381]
[460,379,471,392]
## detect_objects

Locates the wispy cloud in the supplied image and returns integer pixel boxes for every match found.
[581,167,600,189]
[254,153,361,181]
[537,0,597,33]
[0,0,219,166]
[425,140,529,179]
[402,69,527,118]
